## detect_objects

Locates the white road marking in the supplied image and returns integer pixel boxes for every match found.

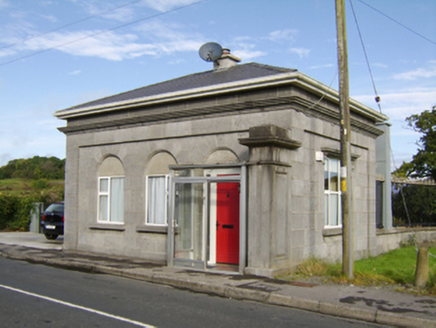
[0,283,156,328]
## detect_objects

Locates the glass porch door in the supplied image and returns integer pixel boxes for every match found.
[168,166,245,273]
[172,181,207,269]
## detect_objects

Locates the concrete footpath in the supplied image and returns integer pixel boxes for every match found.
[0,232,435,327]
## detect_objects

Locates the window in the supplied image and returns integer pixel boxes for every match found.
[98,177,124,223]
[146,175,168,225]
[324,157,341,227]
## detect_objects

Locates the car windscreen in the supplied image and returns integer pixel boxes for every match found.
[45,204,64,212]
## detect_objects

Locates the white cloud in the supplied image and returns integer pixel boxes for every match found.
[68,70,82,75]
[357,87,436,167]
[7,19,204,61]
[103,7,136,22]
[17,30,144,61]
[393,64,436,80]
[290,47,311,59]
[141,0,201,12]
[135,20,200,43]
[231,40,266,61]
[233,49,266,61]
[0,20,37,46]
[0,47,16,58]
[0,109,66,166]
[267,29,298,42]
[310,63,334,69]
[39,14,57,23]
[80,1,136,22]
[353,87,436,121]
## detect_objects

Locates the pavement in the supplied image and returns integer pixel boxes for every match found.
[0,232,435,328]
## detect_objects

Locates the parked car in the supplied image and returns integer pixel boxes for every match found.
[41,202,64,240]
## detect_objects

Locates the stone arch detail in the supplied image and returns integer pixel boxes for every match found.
[205,148,240,165]
[145,151,177,175]
[98,156,124,176]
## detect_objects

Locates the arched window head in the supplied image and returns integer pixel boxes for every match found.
[98,156,124,224]
[145,152,176,226]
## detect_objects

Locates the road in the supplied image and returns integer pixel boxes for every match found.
[0,257,388,327]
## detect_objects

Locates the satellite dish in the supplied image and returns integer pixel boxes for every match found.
[199,42,223,62]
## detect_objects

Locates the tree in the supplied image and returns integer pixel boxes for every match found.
[394,106,436,180]
[392,184,436,226]
[0,156,65,180]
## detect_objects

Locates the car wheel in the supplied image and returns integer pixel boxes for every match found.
[44,234,58,240]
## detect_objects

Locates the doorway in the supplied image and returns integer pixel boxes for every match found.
[216,181,240,264]
[168,166,245,273]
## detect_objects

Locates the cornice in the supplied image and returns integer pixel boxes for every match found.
[55,71,388,124]
[59,94,384,138]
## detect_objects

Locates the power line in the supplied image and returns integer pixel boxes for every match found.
[349,0,382,113]
[0,0,143,51]
[0,0,207,68]
[306,69,338,112]
[357,0,436,46]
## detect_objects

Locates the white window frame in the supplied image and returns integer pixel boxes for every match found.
[324,157,342,228]
[145,174,169,226]
[98,176,124,224]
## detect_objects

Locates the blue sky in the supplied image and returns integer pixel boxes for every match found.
[0,0,435,170]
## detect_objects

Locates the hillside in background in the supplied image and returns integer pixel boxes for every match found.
[0,156,65,180]
[0,156,65,231]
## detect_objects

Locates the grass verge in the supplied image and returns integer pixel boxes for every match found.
[282,246,436,295]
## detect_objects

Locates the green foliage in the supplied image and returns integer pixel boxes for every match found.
[397,106,436,180]
[0,195,36,231]
[30,179,49,190]
[0,178,64,231]
[285,247,436,293]
[353,247,427,285]
[392,161,415,178]
[392,184,436,226]
[0,156,65,180]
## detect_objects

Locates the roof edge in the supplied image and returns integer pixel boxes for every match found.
[54,70,388,123]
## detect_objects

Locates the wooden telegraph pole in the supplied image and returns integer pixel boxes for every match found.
[335,0,354,278]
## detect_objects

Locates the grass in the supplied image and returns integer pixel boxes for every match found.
[0,178,63,193]
[353,247,430,285]
[283,246,436,295]
[0,178,64,204]
[0,178,31,194]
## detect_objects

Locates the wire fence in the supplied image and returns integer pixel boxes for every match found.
[392,181,436,228]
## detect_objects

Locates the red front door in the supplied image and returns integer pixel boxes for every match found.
[216,182,240,264]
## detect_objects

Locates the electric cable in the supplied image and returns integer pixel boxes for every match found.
[0,0,207,67]
[349,0,382,113]
[0,0,143,51]
[306,69,338,112]
[357,0,436,46]
[391,139,436,258]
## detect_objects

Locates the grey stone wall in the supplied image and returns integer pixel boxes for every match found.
[61,83,384,276]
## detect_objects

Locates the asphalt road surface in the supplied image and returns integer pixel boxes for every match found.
[0,257,389,327]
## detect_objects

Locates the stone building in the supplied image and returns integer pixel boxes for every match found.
[55,50,390,277]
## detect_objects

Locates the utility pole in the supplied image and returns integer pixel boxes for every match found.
[335,0,354,278]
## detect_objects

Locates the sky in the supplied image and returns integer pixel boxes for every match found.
[0,0,435,170]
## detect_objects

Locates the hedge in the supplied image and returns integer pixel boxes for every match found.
[0,195,36,231]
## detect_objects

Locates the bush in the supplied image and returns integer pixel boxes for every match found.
[0,195,36,231]
[30,179,49,190]
[392,184,436,226]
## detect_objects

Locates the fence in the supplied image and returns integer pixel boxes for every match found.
[391,177,436,227]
